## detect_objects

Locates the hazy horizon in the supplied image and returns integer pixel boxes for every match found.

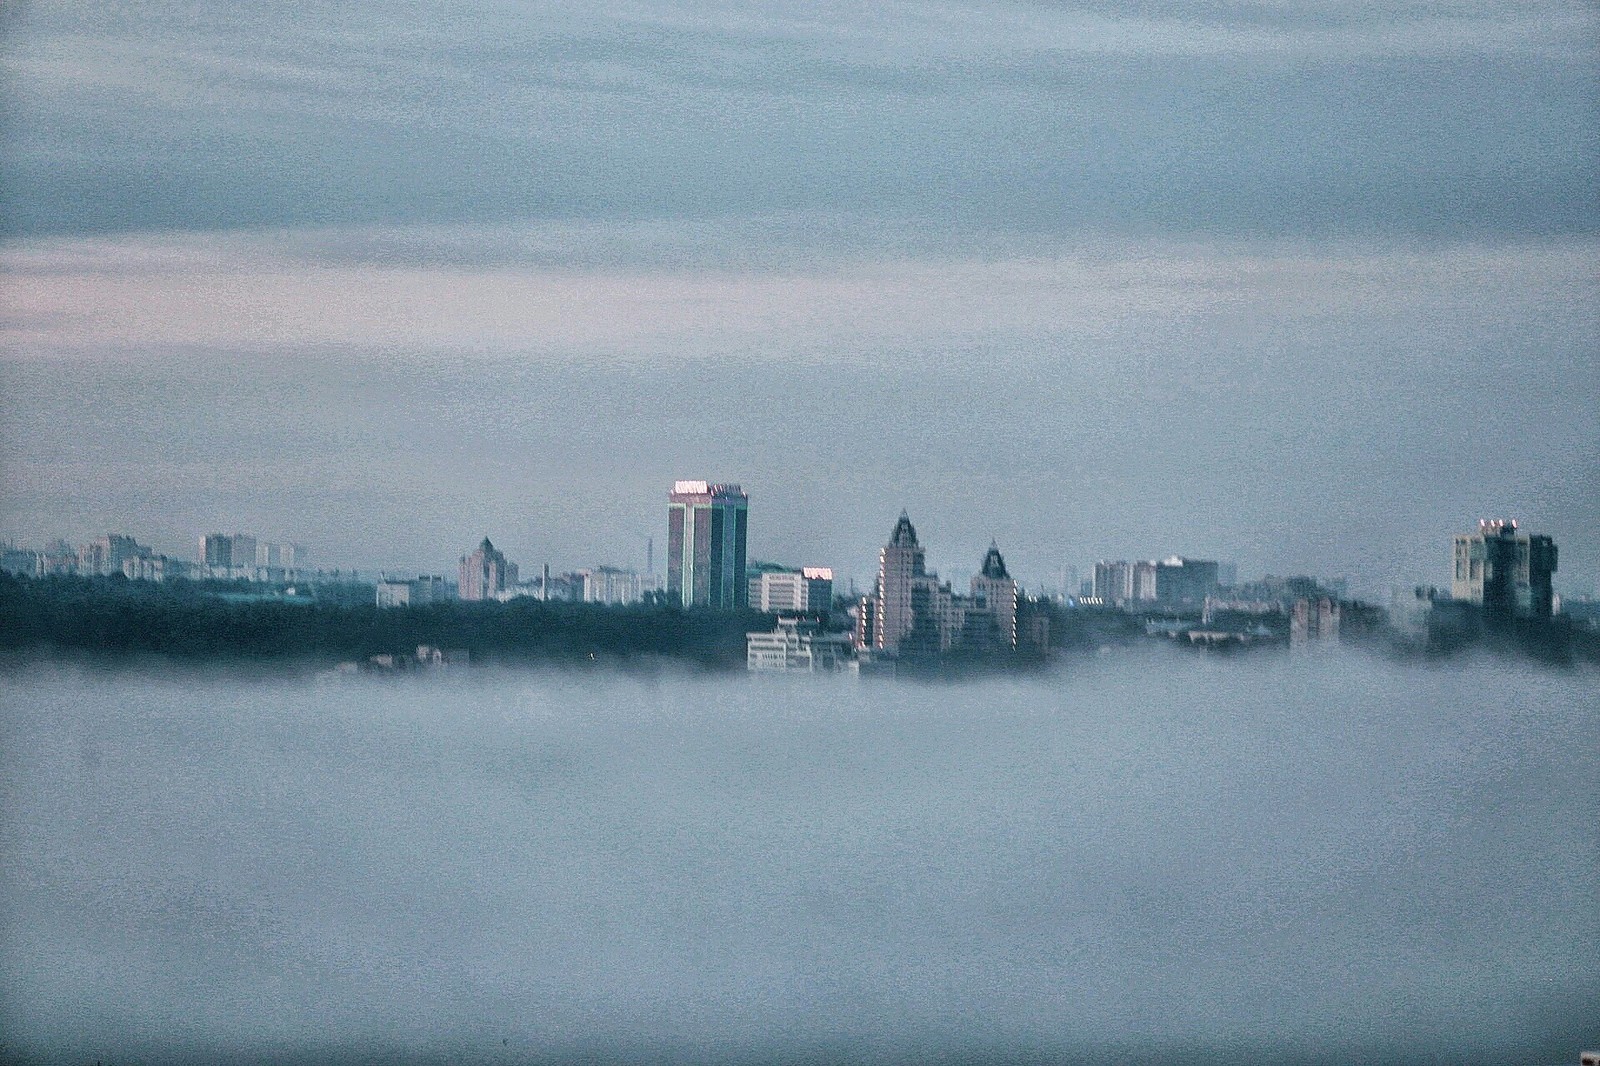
[2,1,1597,596]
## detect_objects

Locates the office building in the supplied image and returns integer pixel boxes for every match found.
[1093,560,1133,603]
[581,566,653,606]
[459,538,518,602]
[749,566,834,615]
[1452,519,1557,623]
[1154,557,1220,606]
[377,575,448,608]
[79,534,149,576]
[667,480,748,609]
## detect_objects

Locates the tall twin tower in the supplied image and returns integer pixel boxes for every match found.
[667,481,749,610]
[857,510,1019,657]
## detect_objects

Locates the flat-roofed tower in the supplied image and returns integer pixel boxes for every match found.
[1452,519,1557,623]
[667,481,749,609]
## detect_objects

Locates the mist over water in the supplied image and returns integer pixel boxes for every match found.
[2,651,1595,1064]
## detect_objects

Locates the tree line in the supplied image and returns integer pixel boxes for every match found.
[0,574,763,669]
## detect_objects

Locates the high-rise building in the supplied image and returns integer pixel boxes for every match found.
[666,481,748,609]
[968,542,1018,649]
[1154,557,1220,606]
[873,511,926,652]
[1452,519,1557,623]
[459,538,518,602]
[199,532,258,577]
[1132,560,1159,602]
[200,533,232,570]
[255,541,304,571]
[860,515,1020,659]
[1093,560,1133,603]
[1290,597,1341,645]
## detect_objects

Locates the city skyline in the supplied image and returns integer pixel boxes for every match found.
[2,502,1588,611]
[2,5,1596,1059]
[6,496,1593,601]
[2,2,1596,601]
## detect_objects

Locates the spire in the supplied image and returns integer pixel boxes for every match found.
[980,540,1010,580]
[889,510,918,547]
[480,537,495,552]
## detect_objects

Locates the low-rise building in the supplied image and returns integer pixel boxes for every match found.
[747,617,855,672]
[377,575,449,608]
[0,547,44,577]
[580,566,654,606]
[749,566,834,615]
[1290,597,1341,645]
[122,555,192,582]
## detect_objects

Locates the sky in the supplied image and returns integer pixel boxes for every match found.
[2,0,1596,595]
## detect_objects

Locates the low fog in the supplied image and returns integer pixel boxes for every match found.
[2,651,1596,1064]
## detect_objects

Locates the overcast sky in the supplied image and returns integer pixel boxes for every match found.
[2,1,1596,595]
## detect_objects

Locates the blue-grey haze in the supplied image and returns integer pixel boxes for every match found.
[1,0,1597,588]
[2,652,1596,1063]
[4,2,1596,241]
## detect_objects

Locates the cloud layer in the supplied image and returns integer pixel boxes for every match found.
[1,0,1596,590]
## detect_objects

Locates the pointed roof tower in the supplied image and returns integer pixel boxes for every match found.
[889,510,918,547]
[979,539,1010,580]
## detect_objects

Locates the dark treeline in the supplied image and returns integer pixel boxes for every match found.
[0,574,764,669]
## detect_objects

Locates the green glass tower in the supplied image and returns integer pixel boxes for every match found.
[666,481,749,609]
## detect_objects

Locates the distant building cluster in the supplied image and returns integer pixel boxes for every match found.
[2,494,1574,667]
[1451,519,1557,622]
[0,531,309,584]
[1089,557,1221,607]
[1391,519,1562,650]
[850,512,1035,661]
[200,533,305,581]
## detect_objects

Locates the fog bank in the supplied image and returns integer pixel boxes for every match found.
[2,650,1596,1064]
